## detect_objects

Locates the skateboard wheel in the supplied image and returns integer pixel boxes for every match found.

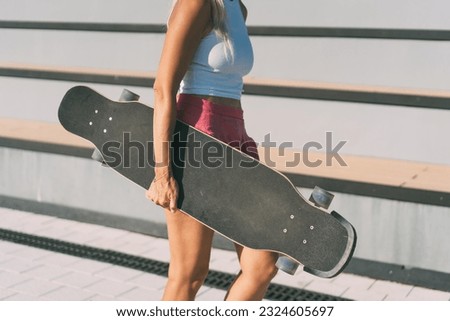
[275,256,299,275]
[119,89,140,102]
[309,186,334,209]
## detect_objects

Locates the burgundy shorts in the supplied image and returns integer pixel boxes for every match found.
[176,94,259,160]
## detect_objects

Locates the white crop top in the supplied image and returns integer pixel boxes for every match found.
[179,0,254,100]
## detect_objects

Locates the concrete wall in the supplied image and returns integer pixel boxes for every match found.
[0,147,163,224]
[1,0,450,164]
[1,0,450,273]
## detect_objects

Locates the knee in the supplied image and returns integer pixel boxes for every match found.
[259,263,278,283]
[167,262,209,292]
[242,261,278,285]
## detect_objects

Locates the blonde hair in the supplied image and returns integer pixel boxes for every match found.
[169,0,233,57]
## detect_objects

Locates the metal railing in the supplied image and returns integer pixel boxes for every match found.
[2,20,450,41]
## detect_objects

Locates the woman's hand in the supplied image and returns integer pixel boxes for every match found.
[146,169,179,213]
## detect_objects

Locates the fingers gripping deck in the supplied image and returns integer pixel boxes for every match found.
[58,86,357,278]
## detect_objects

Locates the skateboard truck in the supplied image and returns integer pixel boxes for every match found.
[276,186,334,275]
[91,89,141,164]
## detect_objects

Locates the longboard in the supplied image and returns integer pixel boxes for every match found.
[58,86,356,278]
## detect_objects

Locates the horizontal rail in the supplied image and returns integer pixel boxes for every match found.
[0,21,166,33]
[2,63,450,110]
[0,64,154,87]
[248,26,450,41]
[1,21,450,41]
[284,173,450,208]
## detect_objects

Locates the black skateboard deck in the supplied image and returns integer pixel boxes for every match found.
[58,86,356,278]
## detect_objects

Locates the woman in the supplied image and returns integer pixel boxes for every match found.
[146,0,278,301]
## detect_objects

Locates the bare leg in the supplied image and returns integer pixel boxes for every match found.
[225,244,278,301]
[162,209,214,300]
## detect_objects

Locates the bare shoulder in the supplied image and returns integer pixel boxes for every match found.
[239,0,248,21]
[168,0,211,28]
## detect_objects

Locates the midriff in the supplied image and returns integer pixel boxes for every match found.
[190,94,242,109]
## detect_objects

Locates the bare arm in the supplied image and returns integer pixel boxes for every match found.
[147,0,211,212]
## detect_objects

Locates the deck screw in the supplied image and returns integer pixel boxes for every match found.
[89,121,93,126]
[310,226,314,230]
[103,129,107,133]
[303,240,307,244]
[283,229,288,234]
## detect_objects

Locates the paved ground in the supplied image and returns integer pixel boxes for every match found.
[0,207,449,301]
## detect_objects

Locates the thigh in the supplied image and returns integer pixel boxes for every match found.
[165,209,215,274]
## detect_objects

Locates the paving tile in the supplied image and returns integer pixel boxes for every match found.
[32,226,75,239]
[23,264,72,280]
[115,232,158,246]
[87,227,131,240]
[406,287,450,301]
[88,294,115,301]
[40,217,77,233]
[197,287,227,301]
[41,286,96,301]
[384,293,415,301]
[12,222,51,235]
[332,273,376,291]
[0,252,14,265]
[84,279,137,298]
[10,278,62,297]
[0,256,41,273]
[0,240,28,255]
[0,208,23,224]
[305,279,349,297]
[127,273,167,290]
[63,221,104,235]
[60,231,102,245]
[369,280,413,299]
[2,292,39,301]
[95,265,143,282]
[0,209,49,230]
[0,288,19,300]
[84,238,129,251]
[9,246,53,261]
[66,259,112,274]
[0,271,31,288]
[36,252,81,267]
[53,271,104,288]
[5,214,55,234]
[116,287,162,301]
[341,288,387,301]
[114,242,154,256]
